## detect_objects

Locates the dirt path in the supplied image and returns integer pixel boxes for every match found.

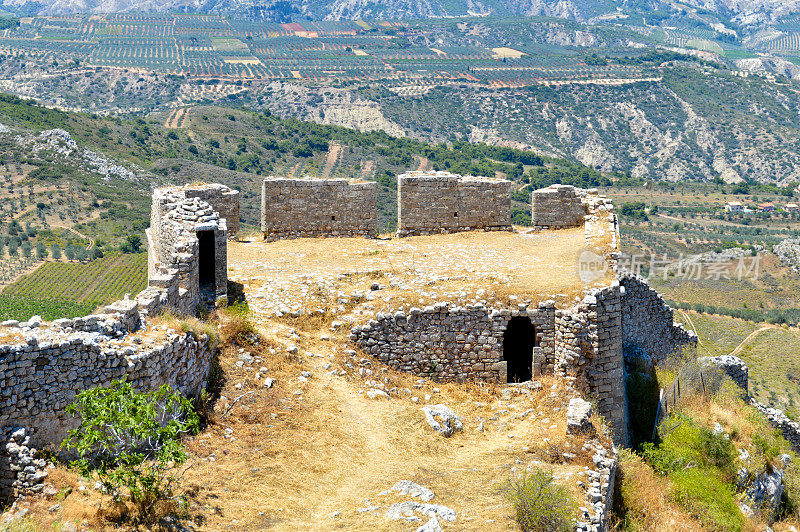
[677,309,774,359]
[321,142,341,179]
[164,107,187,129]
[360,159,374,179]
[415,155,429,172]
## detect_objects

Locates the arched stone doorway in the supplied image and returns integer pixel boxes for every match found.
[503,316,536,383]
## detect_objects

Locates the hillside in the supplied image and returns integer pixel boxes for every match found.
[0,15,799,183]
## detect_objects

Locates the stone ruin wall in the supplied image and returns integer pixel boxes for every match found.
[396,171,512,237]
[184,183,240,239]
[0,183,236,499]
[261,177,377,241]
[146,184,233,313]
[554,284,627,446]
[0,326,214,449]
[350,302,555,382]
[619,274,697,361]
[531,184,590,229]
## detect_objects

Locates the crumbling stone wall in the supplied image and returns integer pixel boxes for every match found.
[350,302,555,382]
[0,326,215,449]
[701,355,749,393]
[261,177,377,240]
[619,274,697,361]
[184,183,240,239]
[531,185,588,229]
[0,428,47,503]
[555,284,628,446]
[146,185,229,313]
[396,171,512,237]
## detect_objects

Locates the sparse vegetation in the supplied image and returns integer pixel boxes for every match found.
[505,468,577,532]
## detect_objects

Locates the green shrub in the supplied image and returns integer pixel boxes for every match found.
[62,379,199,518]
[669,469,743,531]
[506,468,576,532]
[643,417,736,481]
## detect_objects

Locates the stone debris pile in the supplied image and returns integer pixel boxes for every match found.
[0,428,47,503]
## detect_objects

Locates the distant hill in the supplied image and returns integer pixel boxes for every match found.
[5,0,800,31]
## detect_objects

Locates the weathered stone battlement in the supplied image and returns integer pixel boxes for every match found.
[397,171,512,237]
[261,177,378,241]
[0,183,236,453]
[531,184,590,229]
[183,183,240,239]
[147,184,230,314]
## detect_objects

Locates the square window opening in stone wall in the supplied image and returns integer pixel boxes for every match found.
[197,230,216,293]
[331,215,336,221]
[453,212,458,218]
[503,316,537,383]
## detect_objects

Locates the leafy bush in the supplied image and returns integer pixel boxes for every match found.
[642,416,742,530]
[62,379,199,518]
[506,468,576,532]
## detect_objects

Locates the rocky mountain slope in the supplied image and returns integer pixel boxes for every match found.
[5,0,800,26]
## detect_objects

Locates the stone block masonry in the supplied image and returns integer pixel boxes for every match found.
[0,327,215,450]
[397,171,512,237]
[350,301,555,383]
[147,184,230,313]
[261,177,377,241]
[555,284,627,446]
[531,184,587,229]
[184,183,240,239]
[619,274,697,362]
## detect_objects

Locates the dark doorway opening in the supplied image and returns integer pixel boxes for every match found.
[503,316,536,383]
[197,230,216,293]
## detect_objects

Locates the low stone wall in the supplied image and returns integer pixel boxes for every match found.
[531,185,587,229]
[752,401,800,451]
[396,171,512,237]
[261,177,377,240]
[349,302,555,382]
[0,328,214,449]
[701,355,749,393]
[577,444,617,532]
[619,274,697,362]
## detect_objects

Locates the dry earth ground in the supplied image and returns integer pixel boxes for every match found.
[8,230,616,531]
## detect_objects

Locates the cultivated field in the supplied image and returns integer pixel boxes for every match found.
[1,252,147,320]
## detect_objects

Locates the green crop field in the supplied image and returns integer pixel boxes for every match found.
[0,297,97,322]
[1,252,148,319]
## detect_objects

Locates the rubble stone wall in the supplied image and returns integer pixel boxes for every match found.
[350,302,556,382]
[261,177,377,240]
[184,183,240,239]
[146,185,229,313]
[397,171,512,237]
[0,428,46,503]
[0,329,214,450]
[619,274,697,361]
[531,185,587,229]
